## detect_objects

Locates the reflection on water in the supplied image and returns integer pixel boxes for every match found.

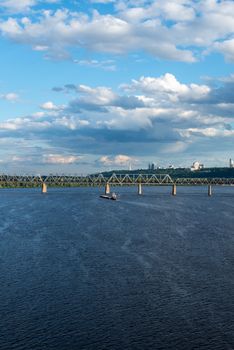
[0,186,234,350]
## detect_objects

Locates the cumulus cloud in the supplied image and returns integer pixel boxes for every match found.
[213,39,234,62]
[0,0,36,13]
[53,116,90,130]
[64,84,145,113]
[42,154,82,164]
[40,101,59,110]
[122,73,211,102]
[99,154,137,167]
[178,127,234,138]
[0,72,233,171]
[0,1,233,61]
[0,92,19,102]
[0,7,194,62]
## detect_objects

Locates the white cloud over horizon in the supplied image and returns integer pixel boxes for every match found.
[42,153,82,164]
[0,72,233,172]
[99,154,137,167]
[0,1,233,173]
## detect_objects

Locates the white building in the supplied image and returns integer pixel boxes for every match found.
[229,158,234,168]
[191,161,204,171]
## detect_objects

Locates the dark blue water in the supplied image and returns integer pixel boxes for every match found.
[0,186,234,350]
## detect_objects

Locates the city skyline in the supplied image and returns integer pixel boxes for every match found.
[0,0,234,174]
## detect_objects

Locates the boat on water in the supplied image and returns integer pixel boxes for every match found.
[100,192,117,200]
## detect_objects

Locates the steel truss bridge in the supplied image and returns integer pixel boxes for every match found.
[0,173,234,187]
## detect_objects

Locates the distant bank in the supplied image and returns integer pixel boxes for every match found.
[1,168,234,189]
[100,167,234,179]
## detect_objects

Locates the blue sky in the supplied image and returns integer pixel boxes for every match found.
[0,0,234,174]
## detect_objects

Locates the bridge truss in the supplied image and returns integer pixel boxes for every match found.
[0,173,234,187]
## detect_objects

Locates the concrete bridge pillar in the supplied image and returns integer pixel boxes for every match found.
[208,184,212,196]
[41,182,47,194]
[138,183,142,195]
[172,184,177,196]
[105,183,110,195]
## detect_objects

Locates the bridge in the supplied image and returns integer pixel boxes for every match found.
[0,173,233,196]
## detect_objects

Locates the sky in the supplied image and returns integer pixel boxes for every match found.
[0,0,234,174]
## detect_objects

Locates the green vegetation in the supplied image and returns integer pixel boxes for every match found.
[100,167,234,179]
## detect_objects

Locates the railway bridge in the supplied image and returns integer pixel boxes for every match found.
[0,173,233,196]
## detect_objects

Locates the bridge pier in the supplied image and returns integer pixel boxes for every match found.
[172,184,177,196]
[208,185,212,196]
[105,183,110,195]
[41,182,47,194]
[138,183,142,195]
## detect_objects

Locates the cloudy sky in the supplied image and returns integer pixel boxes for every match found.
[0,0,234,174]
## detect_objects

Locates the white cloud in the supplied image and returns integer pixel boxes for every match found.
[122,73,211,102]
[157,1,195,22]
[40,101,59,110]
[99,107,155,130]
[0,1,234,62]
[0,72,233,172]
[0,117,51,130]
[33,45,49,51]
[43,154,82,164]
[0,92,19,102]
[213,39,234,62]
[118,0,196,23]
[0,8,195,62]
[90,0,114,3]
[0,0,36,13]
[12,155,32,162]
[54,116,90,130]
[32,111,45,118]
[73,59,116,71]
[0,121,19,130]
[78,84,116,104]
[123,73,187,94]
[178,127,234,138]
[99,154,137,166]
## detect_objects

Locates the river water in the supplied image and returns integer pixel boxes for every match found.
[0,186,234,350]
